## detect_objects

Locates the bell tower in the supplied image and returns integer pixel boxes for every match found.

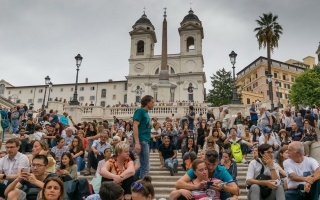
[129,12,157,59]
[178,9,204,56]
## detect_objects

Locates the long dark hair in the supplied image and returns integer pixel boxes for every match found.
[72,136,84,154]
[60,152,75,169]
[276,147,288,169]
[252,127,261,142]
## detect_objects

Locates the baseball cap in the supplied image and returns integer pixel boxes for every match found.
[263,127,271,133]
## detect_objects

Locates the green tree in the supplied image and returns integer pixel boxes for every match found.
[207,68,241,106]
[254,13,283,108]
[289,65,320,106]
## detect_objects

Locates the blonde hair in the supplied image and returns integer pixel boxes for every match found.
[97,125,104,133]
[115,141,129,156]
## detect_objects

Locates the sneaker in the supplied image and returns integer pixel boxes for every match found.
[169,167,174,176]
[241,158,248,164]
[173,162,178,173]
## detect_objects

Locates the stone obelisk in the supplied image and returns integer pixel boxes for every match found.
[157,8,172,102]
[159,8,169,83]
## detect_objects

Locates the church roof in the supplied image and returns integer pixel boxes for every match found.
[135,14,153,25]
[182,10,200,22]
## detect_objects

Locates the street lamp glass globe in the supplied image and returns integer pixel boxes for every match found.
[49,82,53,88]
[267,73,272,83]
[45,76,50,85]
[75,54,83,67]
[275,80,280,87]
[229,51,237,65]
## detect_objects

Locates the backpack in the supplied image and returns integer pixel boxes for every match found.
[64,178,94,200]
[230,139,243,163]
[11,111,20,120]
[0,112,9,129]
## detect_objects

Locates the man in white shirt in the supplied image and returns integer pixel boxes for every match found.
[246,144,285,200]
[284,141,320,199]
[224,128,253,163]
[31,125,46,143]
[0,138,29,198]
[63,127,74,146]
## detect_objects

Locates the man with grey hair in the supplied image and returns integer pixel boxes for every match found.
[284,141,320,199]
[259,107,273,129]
[63,127,74,146]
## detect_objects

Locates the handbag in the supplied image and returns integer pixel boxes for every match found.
[247,159,272,199]
[24,188,41,200]
[0,114,9,129]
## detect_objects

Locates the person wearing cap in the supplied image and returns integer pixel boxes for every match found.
[278,129,291,148]
[186,106,195,131]
[259,127,279,158]
[175,150,239,200]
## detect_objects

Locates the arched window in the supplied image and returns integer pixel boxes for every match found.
[155,68,159,75]
[137,41,144,55]
[188,83,194,102]
[170,67,175,74]
[187,37,195,52]
[100,101,106,107]
[0,84,4,95]
[101,89,106,98]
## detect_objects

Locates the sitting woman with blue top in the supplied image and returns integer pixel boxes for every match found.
[220,150,237,180]
[162,122,178,145]
[175,150,239,200]
[69,135,85,174]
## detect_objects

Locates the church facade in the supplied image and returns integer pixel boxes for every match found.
[0,9,206,109]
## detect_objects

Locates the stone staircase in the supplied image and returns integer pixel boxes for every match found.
[1,132,251,200]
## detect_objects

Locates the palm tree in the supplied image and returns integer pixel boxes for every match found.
[254,12,283,110]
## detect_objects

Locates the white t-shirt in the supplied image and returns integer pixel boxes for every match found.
[259,135,278,146]
[283,157,319,189]
[32,131,46,141]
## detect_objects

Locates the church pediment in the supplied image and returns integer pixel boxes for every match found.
[129,27,157,42]
[0,79,14,87]
[178,23,204,39]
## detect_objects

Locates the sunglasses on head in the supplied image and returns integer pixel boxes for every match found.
[206,152,218,158]
[188,135,194,138]
[131,182,143,190]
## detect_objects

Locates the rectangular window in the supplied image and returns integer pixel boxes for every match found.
[50,89,53,92]
[28,99,33,103]
[291,77,295,82]
[49,98,53,101]
[285,94,289,99]
[37,98,43,103]
[265,71,268,76]
[113,95,116,100]
[90,96,95,100]
[30,90,33,93]
[79,96,84,101]
[71,88,74,91]
[90,87,95,91]
[136,96,141,103]
[255,73,258,78]
[283,75,286,80]
[80,87,84,91]
[8,91,10,94]
[274,73,277,78]
[276,92,283,98]
[125,83,128,90]
[266,79,268,84]
[124,94,127,103]
[246,98,250,104]
[113,85,116,89]
[60,88,63,92]
[19,90,21,94]
[39,89,43,93]
[267,90,269,96]
[278,82,282,87]
[188,93,194,102]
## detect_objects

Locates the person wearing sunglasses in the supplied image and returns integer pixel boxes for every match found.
[131,175,155,200]
[158,136,178,176]
[100,142,135,200]
[175,150,239,200]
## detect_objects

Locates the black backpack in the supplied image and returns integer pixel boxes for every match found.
[64,178,94,200]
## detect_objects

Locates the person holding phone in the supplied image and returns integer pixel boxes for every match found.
[161,122,178,145]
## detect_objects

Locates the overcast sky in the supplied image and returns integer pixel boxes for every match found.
[1,0,319,91]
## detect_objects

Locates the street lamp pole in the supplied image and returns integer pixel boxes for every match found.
[41,76,50,111]
[229,51,241,104]
[275,80,281,108]
[70,54,83,105]
[46,82,53,108]
[267,73,274,110]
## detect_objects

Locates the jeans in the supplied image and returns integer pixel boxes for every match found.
[164,158,178,169]
[251,119,258,126]
[75,156,85,172]
[50,139,56,148]
[247,184,285,200]
[150,138,160,150]
[134,141,150,180]
[88,139,94,150]
[11,119,19,134]
[19,140,32,153]
[285,180,320,200]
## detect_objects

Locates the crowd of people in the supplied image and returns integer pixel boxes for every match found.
[0,96,319,200]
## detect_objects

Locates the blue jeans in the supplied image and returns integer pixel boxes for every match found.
[164,158,178,169]
[134,141,150,180]
[75,157,85,172]
[285,190,303,200]
[150,138,160,150]
[251,119,258,126]
[11,119,19,134]
[88,139,94,150]
[50,139,56,148]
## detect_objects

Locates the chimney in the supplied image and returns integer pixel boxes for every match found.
[85,78,88,83]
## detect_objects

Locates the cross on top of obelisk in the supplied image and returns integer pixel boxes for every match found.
[163,7,167,19]
[143,7,146,14]
[190,2,193,10]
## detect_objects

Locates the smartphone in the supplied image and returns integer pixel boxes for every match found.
[22,168,29,173]
[206,181,213,189]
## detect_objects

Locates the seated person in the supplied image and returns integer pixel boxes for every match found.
[275,147,289,190]
[37,177,65,200]
[259,127,279,158]
[50,135,69,165]
[162,122,178,144]
[86,181,124,200]
[158,136,179,176]
[15,127,32,153]
[203,135,220,154]
[289,123,304,142]
[57,152,78,181]
[220,150,237,180]
[100,142,135,200]
[4,155,57,199]
[284,141,320,199]
[181,136,198,171]
[150,122,161,153]
[69,136,85,174]
[131,175,155,200]
[241,128,253,153]
[246,144,285,200]
[224,128,253,163]
[175,150,239,200]
[96,148,112,176]
[302,119,318,157]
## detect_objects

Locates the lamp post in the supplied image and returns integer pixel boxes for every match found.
[267,73,274,110]
[229,51,241,104]
[70,54,83,105]
[275,80,281,108]
[46,82,53,108]
[41,76,50,111]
